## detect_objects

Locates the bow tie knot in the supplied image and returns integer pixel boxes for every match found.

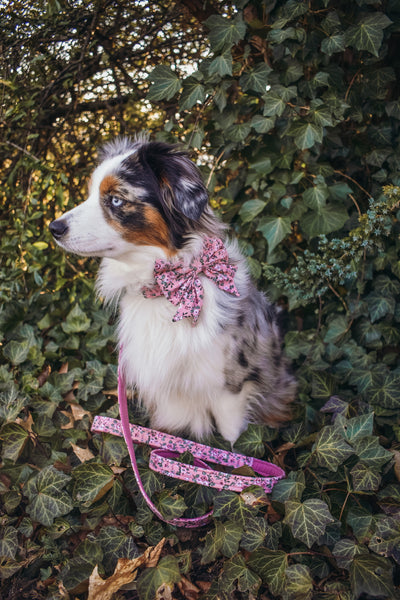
[142,237,240,323]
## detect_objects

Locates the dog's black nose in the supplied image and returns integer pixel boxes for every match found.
[49,219,69,239]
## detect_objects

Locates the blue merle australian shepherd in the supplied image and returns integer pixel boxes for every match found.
[50,138,296,444]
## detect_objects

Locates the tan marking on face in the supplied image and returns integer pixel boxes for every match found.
[99,174,120,197]
[122,205,173,254]
[105,202,175,256]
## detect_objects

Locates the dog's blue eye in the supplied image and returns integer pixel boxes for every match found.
[111,197,124,208]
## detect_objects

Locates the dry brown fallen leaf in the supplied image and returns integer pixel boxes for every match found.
[155,582,174,599]
[177,576,200,600]
[37,364,51,387]
[16,412,34,434]
[70,442,95,463]
[390,449,400,481]
[70,403,91,421]
[87,538,165,600]
[274,441,295,469]
[145,536,165,568]
[196,580,212,593]
[59,410,75,430]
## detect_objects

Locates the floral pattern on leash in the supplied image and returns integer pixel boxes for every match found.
[92,415,285,494]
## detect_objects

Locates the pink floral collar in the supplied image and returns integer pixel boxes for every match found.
[142,236,240,323]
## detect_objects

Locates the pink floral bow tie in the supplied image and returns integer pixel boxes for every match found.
[142,237,240,323]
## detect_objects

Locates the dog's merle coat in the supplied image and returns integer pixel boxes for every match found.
[50,138,296,443]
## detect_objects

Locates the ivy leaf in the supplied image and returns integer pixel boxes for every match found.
[205,14,246,52]
[72,463,114,507]
[221,554,261,594]
[0,386,25,423]
[180,77,205,111]
[240,516,268,551]
[369,372,400,410]
[25,466,72,526]
[240,63,271,94]
[301,203,348,238]
[328,182,353,201]
[356,319,382,348]
[311,371,336,399]
[234,424,266,457]
[284,499,335,548]
[95,526,139,569]
[352,436,392,469]
[220,520,243,558]
[365,291,395,322]
[333,538,368,569]
[351,462,381,492]
[213,80,230,112]
[136,555,181,600]
[312,426,354,471]
[369,517,400,563]
[374,273,400,296]
[147,65,181,101]
[386,100,400,119]
[61,540,103,591]
[345,13,392,58]
[98,433,128,466]
[288,121,323,150]
[350,554,394,598]
[61,304,91,334]
[2,340,30,366]
[365,148,391,168]
[226,122,251,142]
[0,526,18,559]
[303,184,329,210]
[251,115,275,133]
[213,490,257,525]
[201,521,224,564]
[349,369,374,395]
[324,315,350,344]
[311,103,335,127]
[157,491,187,521]
[271,470,305,502]
[342,412,374,442]
[284,564,313,599]
[238,200,266,224]
[321,33,345,55]
[321,395,349,416]
[347,507,374,543]
[247,549,287,595]
[209,53,232,77]
[257,216,291,253]
[0,423,29,461]
[262,92,286,116]
[130,464,164,497]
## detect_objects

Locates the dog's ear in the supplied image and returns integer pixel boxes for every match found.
[138,143,209,221]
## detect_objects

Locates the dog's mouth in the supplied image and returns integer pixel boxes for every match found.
[52,237,116,257]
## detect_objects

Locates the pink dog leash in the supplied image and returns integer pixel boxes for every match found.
[91,362,285,528]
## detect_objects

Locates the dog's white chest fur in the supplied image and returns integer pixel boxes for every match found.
[119,292,226,437]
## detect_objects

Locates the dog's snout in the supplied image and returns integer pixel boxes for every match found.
[50,218,69,239]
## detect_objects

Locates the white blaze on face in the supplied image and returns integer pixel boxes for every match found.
[53,152,136,258]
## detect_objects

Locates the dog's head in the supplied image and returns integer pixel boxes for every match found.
[49,139,211,257]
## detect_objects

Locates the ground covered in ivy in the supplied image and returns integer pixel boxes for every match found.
[1,213,400,599]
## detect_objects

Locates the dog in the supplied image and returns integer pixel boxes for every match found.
[50,138,296,444]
